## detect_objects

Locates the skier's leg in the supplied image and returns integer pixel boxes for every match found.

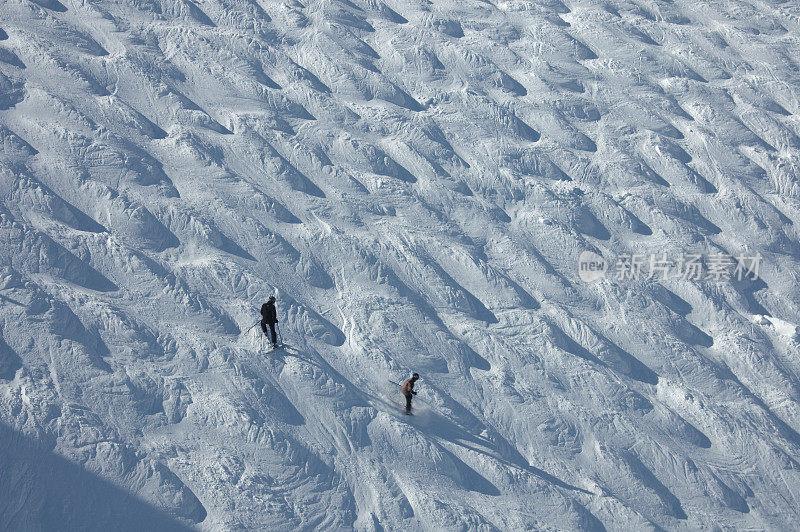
[260,321,270,351]
[269,323,278,346]
[405,393,412,414]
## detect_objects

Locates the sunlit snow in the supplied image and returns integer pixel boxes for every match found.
[2,0,800,529]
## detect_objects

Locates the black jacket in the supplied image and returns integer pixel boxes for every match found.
[260,302,277,324]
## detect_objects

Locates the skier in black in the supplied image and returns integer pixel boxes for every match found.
[260,296,279,348]
[401,373,419,415]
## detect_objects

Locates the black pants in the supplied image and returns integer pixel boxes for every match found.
[261,320,277,346]
[405,393,413,413]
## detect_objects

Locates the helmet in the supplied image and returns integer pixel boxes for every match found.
[268,296,276,302]
[412,372,419,379]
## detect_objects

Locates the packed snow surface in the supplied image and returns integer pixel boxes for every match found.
[2,0,800,529]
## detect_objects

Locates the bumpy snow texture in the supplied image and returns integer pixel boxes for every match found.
[1,0,800,529]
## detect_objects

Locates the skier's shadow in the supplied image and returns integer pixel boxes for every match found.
[274,347,592,496]
[421,410,594,496]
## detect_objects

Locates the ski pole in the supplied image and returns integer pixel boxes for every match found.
[276,323,283,345]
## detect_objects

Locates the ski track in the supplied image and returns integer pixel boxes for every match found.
[1,0,800,529]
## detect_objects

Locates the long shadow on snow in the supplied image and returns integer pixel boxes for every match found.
[429,437,501,496]
[217,231,257,261]
[0,48,25,69]
[2,218,118,292]
[646,287,713,345]
[650,284,692,316]
[37,187,107,233]
[372,390,597,502]
[0,423,200,531]
[422,410,594,496]
[0,294,25,306]
[41,299,112,373]
[0,335,22,380]
[732,276,770,317]
[622,451,687,520]
[231,351,306,426]
[271,347,594,506]
[132,252,240,335]
[370,377,591,497]
[717,361,800,452]
[29,0,67,11]
[500,273,540,310]
[547,319,658,385]
[350,250,491,370]
[358,390,501,496]
[277,346,370,409]
[262,141,326,198]
[282,297,346,347]
[593,330,659,385]
[386,240,498,324]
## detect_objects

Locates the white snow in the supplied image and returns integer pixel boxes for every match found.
[2,0,800,529]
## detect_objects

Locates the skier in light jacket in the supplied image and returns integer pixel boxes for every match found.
[401,373,419,415]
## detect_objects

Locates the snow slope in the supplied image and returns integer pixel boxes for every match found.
[2,0,800,529]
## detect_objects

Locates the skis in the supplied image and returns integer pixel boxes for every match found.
[256,333,284,353]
